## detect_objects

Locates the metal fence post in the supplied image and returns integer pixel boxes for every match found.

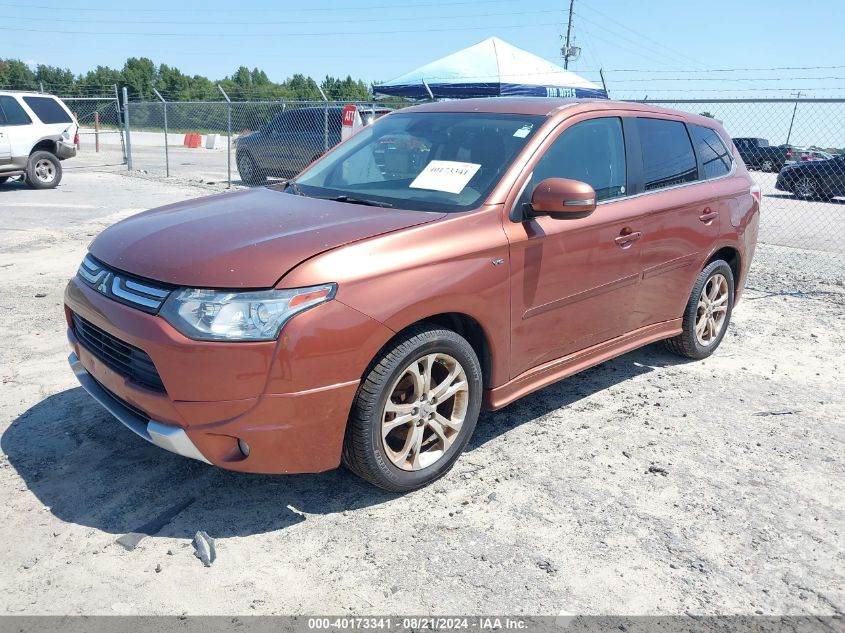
[317,85,329,153]
[152,88,170,178]
[122,86,133,171]
[114,84,127,164]
[217,85,232,189]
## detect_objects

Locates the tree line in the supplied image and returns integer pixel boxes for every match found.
[0,57,378,102]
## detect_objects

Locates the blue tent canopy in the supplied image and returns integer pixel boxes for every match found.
[374,37,607,100]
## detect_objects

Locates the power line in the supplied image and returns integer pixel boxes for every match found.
[594,65,845,74]
[1,7,560,26]
[0,0,518,13]
[602,76,845,84]
[577,3,707,70]
[0,21,560,38]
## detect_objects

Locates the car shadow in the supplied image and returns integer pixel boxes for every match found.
[764,193,845,205]
[2,343,683,540]
[0,178,32,192]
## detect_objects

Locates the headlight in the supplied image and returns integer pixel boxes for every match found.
[160,284,336,341]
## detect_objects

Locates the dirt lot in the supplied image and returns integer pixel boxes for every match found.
[0,170,843,617]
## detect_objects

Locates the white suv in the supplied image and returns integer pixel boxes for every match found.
[0,91,78,189]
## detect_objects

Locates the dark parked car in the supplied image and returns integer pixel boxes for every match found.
[776,153,845,200]
[235,105,392,184]
[733,137,798,172]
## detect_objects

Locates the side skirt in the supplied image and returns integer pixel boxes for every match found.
[483,319,682,410]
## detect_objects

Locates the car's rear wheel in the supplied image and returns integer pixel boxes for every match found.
[760,158,775,172]
[665,260,734,360]
[25,151,62,189]
[343,325,482,492]
[236,152,265,186]
[792,175,826,200]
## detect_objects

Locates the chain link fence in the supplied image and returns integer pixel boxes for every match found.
[111,95,844,287]
[61,95,126,164]
[123,99,401,186]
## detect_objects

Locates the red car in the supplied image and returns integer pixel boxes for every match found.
[65,98,760,491]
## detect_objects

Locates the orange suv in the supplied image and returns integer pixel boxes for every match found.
[64,98,760,491]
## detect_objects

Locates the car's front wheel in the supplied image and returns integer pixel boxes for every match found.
[665,259,735,360]
[343,325,482,492]
[236,152,265,186]
[25,151,62,189]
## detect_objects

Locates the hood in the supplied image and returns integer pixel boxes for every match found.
[89,188,443,288]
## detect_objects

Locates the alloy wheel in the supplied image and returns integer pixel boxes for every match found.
[695,273,729,346]
[381,353,469,471]
[34,159,56,184]
[794,176,817,199]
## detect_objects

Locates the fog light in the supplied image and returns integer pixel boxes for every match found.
[237,438,250,457]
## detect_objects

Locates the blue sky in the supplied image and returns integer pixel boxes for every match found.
[2,0,843,98]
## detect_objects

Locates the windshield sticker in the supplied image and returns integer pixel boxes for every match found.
[410,160,481,194]
[513,124,533,138]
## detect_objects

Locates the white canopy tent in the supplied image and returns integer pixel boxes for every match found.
[374,37,606,100]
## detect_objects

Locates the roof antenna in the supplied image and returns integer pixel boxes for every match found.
[599,68,609,98]
[421,78,435,101]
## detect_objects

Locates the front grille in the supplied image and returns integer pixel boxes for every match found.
[77,254,171,314]
[72,313,166,393]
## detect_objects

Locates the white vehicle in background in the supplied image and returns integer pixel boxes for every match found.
[0,91,78,189]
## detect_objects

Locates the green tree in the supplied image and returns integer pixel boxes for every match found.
[122,57,157,100]
[0,59,37,89]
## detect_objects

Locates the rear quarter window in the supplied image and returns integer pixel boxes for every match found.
[0,95,33,126]
[689,124,733,179]
[637,117,698,191]
[22,96,73,124]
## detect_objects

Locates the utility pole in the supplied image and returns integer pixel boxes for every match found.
[562,0,576,69]
[785,91,802,145]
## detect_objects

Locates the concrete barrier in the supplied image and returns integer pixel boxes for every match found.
[205,134,224,150]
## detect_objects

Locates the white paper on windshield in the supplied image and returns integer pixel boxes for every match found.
[409,160,481,194]
[513,124,533,138]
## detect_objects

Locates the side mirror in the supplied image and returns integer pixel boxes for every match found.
[527,177,597,219]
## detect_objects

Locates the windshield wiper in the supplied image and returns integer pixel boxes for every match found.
[322,195,393,208]
[285,180,306,196]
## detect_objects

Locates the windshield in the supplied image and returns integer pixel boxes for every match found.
[293,111,545,212]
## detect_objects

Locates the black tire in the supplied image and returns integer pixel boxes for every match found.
[665,260,735,360]
[0,176,8,185]
[343,325,483,492]
[25,151,62,189]
[760,158,775,173]
[791,175,829,201]
[236,152,265,186]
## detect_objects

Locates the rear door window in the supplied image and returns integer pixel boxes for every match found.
[637,117,697,191]
[0,96,33,126]
[689,124,733,179]
[529,117,627,202]
[22,96,72,124]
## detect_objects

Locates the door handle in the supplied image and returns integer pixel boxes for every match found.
[615,231,642,248]
[699,208,719,223]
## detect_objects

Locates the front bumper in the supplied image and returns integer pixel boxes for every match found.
[64,276,394,474]
[69,352,210,464]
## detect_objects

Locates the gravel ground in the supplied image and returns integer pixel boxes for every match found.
[0,171,842,618]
